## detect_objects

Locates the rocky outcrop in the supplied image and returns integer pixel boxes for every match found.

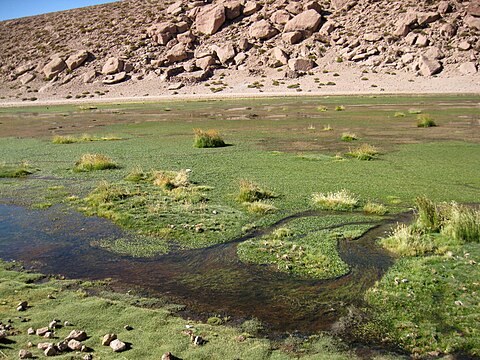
[42,58,66,79]
[65,50,89,71]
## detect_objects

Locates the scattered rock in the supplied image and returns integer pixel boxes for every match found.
[288,58,314,72]
[417,12,440,26]
[419,56,442,76]
[191,335,204,346]
[284,9,322,34]
[44,331,54,339]
[331,0,351,10]
[272,10,291,25]
[437,1,451,14]
[36,327,49,336]
[102,71,127,84]
[102,57,124,75]
[109,338,127,352]
[65,50,89,71]
[0,330,6,340]
[56,340,69,352]
[249,20,277,40]
[224,0,243,20]
[459,62,477,75]
[273,47,289,66]
[83,354,93,360]
[364,33,381,42]
[27,327,35,335]
[464,15,480,31]
[458,41,471,51]
[66,329,87,342]
[282,31,303,44]
[37,342,52,350]
[196,4,226,35]
[14,64,34,76]
[102,333,117,346]
[83,70,97,83]
[42,58,66,79]
[124,325,133,331]
[68,339,83,351]
[18,73,35,85]
[44,344,57,357]
[243,1,261,16]
[48,320,57,329]
[213,43,236,64]
[196,55,216,70]
[467,1,480,17]
[18,349,33,359]
[166,43,189,63]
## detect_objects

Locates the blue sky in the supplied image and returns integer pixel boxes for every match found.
[0,0,119,21]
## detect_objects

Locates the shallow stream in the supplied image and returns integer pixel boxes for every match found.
[0,203,409,333]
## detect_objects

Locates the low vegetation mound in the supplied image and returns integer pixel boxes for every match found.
[345,144,380,160]
[52,134,121,144]
[312,189,358,211]
[416,114,437,128]
[0,162,34,178]
[193,129,226,148]
[74,154,119,172]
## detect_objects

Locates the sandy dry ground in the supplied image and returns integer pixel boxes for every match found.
[0,63,479,108]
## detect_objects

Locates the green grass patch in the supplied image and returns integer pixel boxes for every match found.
[0,162,34,178]
[341,132,358,142]
[52,134,122,144]
[193,128,226,148]
[74,154,119,172]
[416,114,436,128]
[236,179,277,203]
[363,202,387,215]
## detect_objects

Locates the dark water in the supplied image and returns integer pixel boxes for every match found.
[0,203,408,333]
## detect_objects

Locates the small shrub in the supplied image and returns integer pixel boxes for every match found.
[322,124,333,131]
[153,170,189,190]
[243,201,277,214]
[380,223,434,256]
[241,318,264,335]
[52,135,76,144]
[193,128,226,148]
[415,196,441,231]
[237,179,277,203]
[207,316,223,326]
[317,106,328,112]
[312,189,358,211]
[125,167,148,182]
[346,144,380,160]
[341,132,357,142]
[74,154,118,172]
[408,109,422,114]
[335,105,345,111]
[363,202,387,215]
[0,162,33,178]
[417,114,436,127]
[441,203,480,243]
[394,112,406,117]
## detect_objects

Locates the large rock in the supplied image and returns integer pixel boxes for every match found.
[110,339,127,352]
[36,327,49,336]
[42,57,66,79]
[102,71,127,84]
[417,12,440,26]
[15,64,34,76]
[272,10,291,25]
[464,15,480,31]
[288,58,314,72]
[66,330,88,342]
[67,339,83,351]
[249,20,277,40]
[66,50,89,70]
[273,47,289,66]
[44,345,57,357]
[83,70,97,83]
[166,43,189,63]
[243,1,260,16]
[467,1,480,17]
[223,0,242,20]
[102,57,124,75]
[284,9,322,34]
[459,62,477,75]
[213,43,236,64]
[419,56,442,76]
[102,334,117,346]
[282,31,303,44]
[285,2,303,15]
[196,55,216,70]
[18,73,35,85]
[196,4,225,35]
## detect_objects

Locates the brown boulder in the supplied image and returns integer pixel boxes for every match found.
[272,10,291,25]
[467,1,480,17]
[166,43,189,63]
[66,330,88,341]
[243,1,261,16]
[196,55,216,70]
[282,31,303,44]
[284,9,322,34]
[102,57,124,75]
[273,47,289,66]
[19,349,33,359]
[306,1,322,13]
[458,62,477,75]
[419,56,442,76]
[66,50,89,71]
[213,43,236,64]
[288,58,314,72]
[110,339,127,352]
[394,23,410,37]
[285,2,303,15]
[42,57,66,79]
[15,64,34,76]
[417,12,440,26]
[437,1,451,14]
[18,73,35,85]
[249,20,278,40]
[196,4,225,35]
[464,15,480,30]
[67,339,83,351]
[167,1,183,15]
[331,0,350,10]
[223,0,243,20]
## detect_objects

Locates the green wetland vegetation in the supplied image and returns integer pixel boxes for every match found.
[0,94,479,358]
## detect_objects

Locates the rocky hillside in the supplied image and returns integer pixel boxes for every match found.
[0,0,478,96]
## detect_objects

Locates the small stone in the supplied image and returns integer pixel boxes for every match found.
[459,62,477,75]
[0,330,6,340]
[44,331,54,339]
[56,340,69,352]
[236,335,246,342]
[162,352,174,360]
[110,339,127,352]
[68,339,83,351]
[17,301,28,311]
[27,327,35,335]
[458,41,471,51]
[191,335,204,346]
[36,327,49,336]
[455,300,464,306]
[18,349,33,359]
[37,342,52,350]
[102,333,117,346]
[66,329,87,341]
[26,342,33,348]
[44,345,57,357]
[64,321,71,327]
[83,355,93,360]
[48,320,57,329]
[124,325,133,331]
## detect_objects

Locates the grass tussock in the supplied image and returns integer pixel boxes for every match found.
[193,128,226,148]
[243,201,277,214]
[346,143,380,160]
[341,132,358,142]
[363,202,387,215]
[416,114,436,127]
[322,124,333,131]
[153,169,190,190]
[312,189,358,211]
[74,154,119,172]
[52,134,121,144]
[0,161,34,178]
[237,179,277,203]
[381,224,434,256]
[393,112,406,117]
[335,105,345,111]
